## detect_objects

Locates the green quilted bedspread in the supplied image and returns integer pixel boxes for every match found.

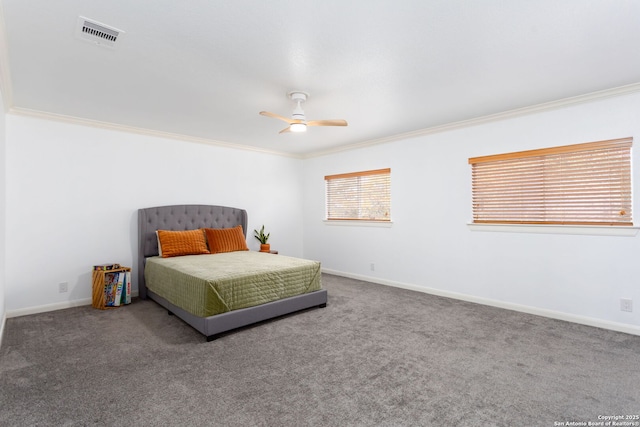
[144,251,322,317]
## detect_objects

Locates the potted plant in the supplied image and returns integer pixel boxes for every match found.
[254,225,271,252]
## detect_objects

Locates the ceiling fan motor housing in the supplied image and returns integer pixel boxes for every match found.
[292,108,305,121]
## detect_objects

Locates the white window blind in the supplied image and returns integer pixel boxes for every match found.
[325,168,391,221]
[468,138,633,226]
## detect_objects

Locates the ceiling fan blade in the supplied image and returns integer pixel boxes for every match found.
[260,111,296,124]
[306,119,348,127]
[279,126,291,134]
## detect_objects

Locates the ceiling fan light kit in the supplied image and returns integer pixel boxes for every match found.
[290,123,307,132]
[259,91,348,134]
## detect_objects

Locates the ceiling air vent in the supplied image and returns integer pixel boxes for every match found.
[75,16,124,48]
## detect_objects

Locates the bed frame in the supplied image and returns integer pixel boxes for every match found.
[137,204,327,341]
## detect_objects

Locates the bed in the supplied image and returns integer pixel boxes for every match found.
[137,204,327,341]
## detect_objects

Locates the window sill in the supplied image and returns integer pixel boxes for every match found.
[323,220,393,228]
[467,223,639,237]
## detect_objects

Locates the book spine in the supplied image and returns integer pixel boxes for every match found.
[104,272,117,306]
[113,272,124,307]
[125,271,131,304]
[121,271,132,305]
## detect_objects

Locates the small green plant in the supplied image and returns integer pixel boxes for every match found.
[254,225,270,244]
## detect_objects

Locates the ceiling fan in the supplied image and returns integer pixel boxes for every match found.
[260,91,348,134]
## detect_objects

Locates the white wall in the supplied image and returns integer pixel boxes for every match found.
[5,115,303,314]
[0,88,6,340]
[302,91,640,334]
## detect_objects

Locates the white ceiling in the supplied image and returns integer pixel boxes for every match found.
[1,0,640,157]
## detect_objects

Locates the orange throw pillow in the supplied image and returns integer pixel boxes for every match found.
[157,229,210,258]
[204,226,249,254]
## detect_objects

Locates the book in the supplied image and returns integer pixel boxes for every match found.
[125,271,131,304]
[104,272,120,306]
[113,272,125,307]
[120,271,131,305]
[94,263,121,271]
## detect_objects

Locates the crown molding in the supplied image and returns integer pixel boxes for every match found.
[7,81,640,160]
[0,1,13,111]
[8,107,301,159]
[303,82,640,159]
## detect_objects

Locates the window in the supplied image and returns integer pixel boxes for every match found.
[325,168,391,221]
[468,138,632,226]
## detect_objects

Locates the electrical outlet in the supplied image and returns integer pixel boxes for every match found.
[370,263,375,271]
[620,298,633,312]
[58,282,68,293]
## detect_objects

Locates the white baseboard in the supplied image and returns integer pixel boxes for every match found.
[7,298,92,318]
[322,268,640,337]
[0,312,6,349]
[6,291,139,318]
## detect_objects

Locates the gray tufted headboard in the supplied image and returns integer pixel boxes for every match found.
[137,204,248,300]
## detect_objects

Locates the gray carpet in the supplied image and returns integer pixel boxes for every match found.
[1,274,639,427]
